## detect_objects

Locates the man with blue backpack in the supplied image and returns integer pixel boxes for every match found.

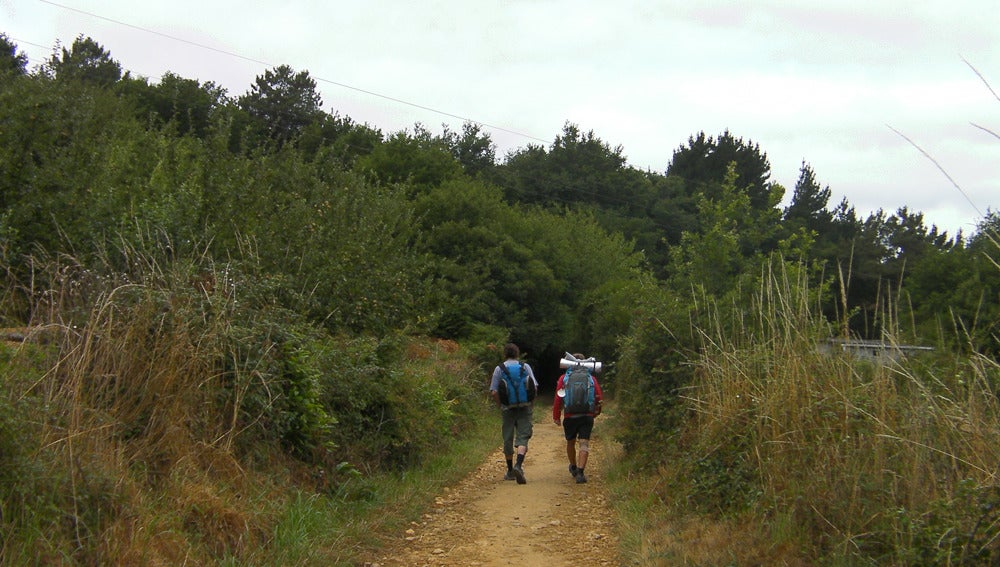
[489,343,539,484]
[553,352,604,484]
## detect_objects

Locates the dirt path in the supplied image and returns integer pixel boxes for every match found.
[367,407,622,566]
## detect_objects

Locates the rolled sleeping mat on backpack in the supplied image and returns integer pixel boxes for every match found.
[559,358,602,372]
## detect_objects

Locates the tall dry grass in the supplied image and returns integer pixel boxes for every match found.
[1,233,498,565]
[674,259,1000,564]
[0,240,281,564]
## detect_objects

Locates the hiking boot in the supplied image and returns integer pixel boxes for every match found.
[575,471,588,484]
[513,464,526,484]
[503,470,517,481]
[568,464,579,478]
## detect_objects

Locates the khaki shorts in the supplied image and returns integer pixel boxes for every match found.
[501,405,533,455]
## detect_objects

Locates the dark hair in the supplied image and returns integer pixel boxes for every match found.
[572,353,585,359]
[503,343,520,359]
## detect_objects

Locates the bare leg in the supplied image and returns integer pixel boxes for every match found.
[566,439,577,467]
[578,439,590,470]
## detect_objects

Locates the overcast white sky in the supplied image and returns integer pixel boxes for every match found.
[3,0,998,236]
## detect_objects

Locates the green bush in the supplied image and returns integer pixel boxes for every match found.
[614,283,695,461]
[313,334,470,473]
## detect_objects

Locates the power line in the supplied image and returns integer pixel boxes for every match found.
[8,37,51,51]
[35,0,550,144]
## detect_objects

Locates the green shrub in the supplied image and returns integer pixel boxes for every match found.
[312,334,475,473]
[614,283,695,462]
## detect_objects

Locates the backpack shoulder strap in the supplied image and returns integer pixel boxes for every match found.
[499,362,512,378]
[500,361,524,375]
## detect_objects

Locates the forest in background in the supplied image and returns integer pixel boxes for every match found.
[2,34,1000,564]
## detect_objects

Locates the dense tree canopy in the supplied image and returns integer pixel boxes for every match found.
[121,71,228,138]
[1,32,996,366]
[355,123,464,188]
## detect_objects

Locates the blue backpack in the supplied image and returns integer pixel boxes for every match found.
[563,367,595,414]
[498,362,536,407]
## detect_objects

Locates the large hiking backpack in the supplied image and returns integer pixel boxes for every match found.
[498,362,536,407]
[563,366,596,414]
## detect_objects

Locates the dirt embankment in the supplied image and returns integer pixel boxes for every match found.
[367,408,621,566]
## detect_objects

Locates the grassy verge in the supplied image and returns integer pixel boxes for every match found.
[608,259,1000,565]
[0,332,498,566]
[0,247,508,565]
[256,407,497,566]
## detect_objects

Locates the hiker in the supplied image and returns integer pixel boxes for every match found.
[552,353,604,484]
[489,343,538,484]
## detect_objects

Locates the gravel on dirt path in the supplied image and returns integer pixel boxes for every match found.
[366,409,621,566]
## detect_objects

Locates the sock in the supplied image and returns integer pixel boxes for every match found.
[506,459,513,471]
[516,453,525,466]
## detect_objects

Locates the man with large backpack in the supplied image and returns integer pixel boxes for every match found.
[553,352,604,484]
[489,343,539,484]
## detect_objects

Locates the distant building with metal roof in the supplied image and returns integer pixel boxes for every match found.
[820,339,934,362]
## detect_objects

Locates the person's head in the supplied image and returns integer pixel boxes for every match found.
[572,353,585,359]
[503,343,520,360]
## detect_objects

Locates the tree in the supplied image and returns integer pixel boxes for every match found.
[490,142,547,202]
[498,123,650,209]
[412,177,645,381]
[121,72,228,138]
[646,173,700,272]
[783,161,833,232]
[0,65,138,258]
[667,162,753,296]
[0,33,28,75]
[894,211,999,352]
[884,207,950,268]
[827,207,952,340]
[961,212,1000,353]
[238,64,323,146]
[440,121,496,177]
[46,35,122,86]
[667,130,775,210]
[297,112,383,166]
[354,123,463,189]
